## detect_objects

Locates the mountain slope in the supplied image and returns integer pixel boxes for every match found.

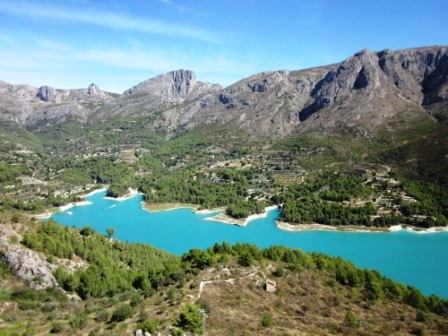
[1,46,447,139]
[1,219,448,335]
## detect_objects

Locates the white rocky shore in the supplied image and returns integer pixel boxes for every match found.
[104,188,140,201]
[275,221,448,233]
[205,205,278,226]
[388,224,448,233]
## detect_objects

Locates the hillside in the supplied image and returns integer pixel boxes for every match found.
[0,46,448,335]
[0,218,447,335]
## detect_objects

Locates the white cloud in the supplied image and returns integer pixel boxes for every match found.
[80,47,254,74]
[158,0,199,16]
[0,1,219,43]
[0,34,255,92]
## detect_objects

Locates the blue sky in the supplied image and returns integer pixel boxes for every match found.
[1,0,447,93]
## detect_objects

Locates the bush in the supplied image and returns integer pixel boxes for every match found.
[95,310,110,323]
[272,266,285,277]
[195,297,211,314]
[171,328,183,336]
[11,213,19,223]
[344,310,358,328]
[50,321,64,333]
[137,318,158,334]
[261,315,273,328]
[238,253,253,267]
[69,312,87,330]
[176,303,202,334]
[111,304,134,322]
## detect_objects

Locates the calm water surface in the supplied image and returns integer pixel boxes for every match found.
[49,190,448,298]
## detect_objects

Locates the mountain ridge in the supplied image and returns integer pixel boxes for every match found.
[1,46,447,138]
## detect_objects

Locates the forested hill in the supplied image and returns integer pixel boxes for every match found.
[1,218,448,335]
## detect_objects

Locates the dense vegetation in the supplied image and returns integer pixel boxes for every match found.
[141,168,270,216]
[275,171,375,226]
[17,220,448,318]
[22,220,180,299]
[272,170,448,228]
[1,217,446,334]
[398,179,448,225]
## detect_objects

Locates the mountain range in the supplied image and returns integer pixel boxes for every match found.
[1,46,448,335]
[1,46,447,138]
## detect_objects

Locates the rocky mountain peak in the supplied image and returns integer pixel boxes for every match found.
[87,83,100,96]
[248,70,289,93]
[123,69,199,99]
[168,69,196,96]
[1,46,447,138]
[37,85,55,102]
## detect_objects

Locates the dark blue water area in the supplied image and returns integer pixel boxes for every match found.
[48,189,448,298]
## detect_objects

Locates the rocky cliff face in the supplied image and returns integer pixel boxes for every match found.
[0,226,59,290]
[295,47,448,134]
[123,69,220,99]
[1,46,447,137]
[0,82,114,129]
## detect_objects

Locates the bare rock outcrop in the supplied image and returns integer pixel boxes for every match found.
[0,81,114,127]
[123,69,221,101]
[37,85,55,102]
[0,226,59,290]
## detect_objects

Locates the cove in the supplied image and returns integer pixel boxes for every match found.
[48,189,448,299]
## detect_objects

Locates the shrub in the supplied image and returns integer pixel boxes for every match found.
[261,315,273,328]
[137,318,158,334]
[238,253,253,267]
[95,310,110,323]
[69,312,87,330]
[272,266,285,277]
[111,304,134,322]
[195,297,211,314]
[50,321,64,333]
[176,303,202,334]
[11,213,19,223]
[344,310,358,328]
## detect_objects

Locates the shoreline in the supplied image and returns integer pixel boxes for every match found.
[33,186,107,219]
[142,202,226,214]
[142,202,200,213]
[389,224,448,234]
[205,205,278,227]
[34,189,448,235]
[83,187,108,197]
[33,200,94,219]
[275,221,448,234]
[103,188,140,202]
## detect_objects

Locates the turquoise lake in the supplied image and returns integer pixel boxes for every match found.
[49,189,448,299]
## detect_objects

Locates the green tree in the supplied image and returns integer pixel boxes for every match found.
[238,253,253,267]
[182,248,214,270]
[80,226,94,236]
[176,303,202,334]
[137,318,158,334]
[344,310,358,327]
[105,227,115,239]
[111,304,134,322]
[364,270,382,301]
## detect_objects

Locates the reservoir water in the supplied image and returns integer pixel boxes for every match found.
[49,189,448,298]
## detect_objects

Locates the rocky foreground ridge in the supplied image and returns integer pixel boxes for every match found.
[0,46,447,137]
